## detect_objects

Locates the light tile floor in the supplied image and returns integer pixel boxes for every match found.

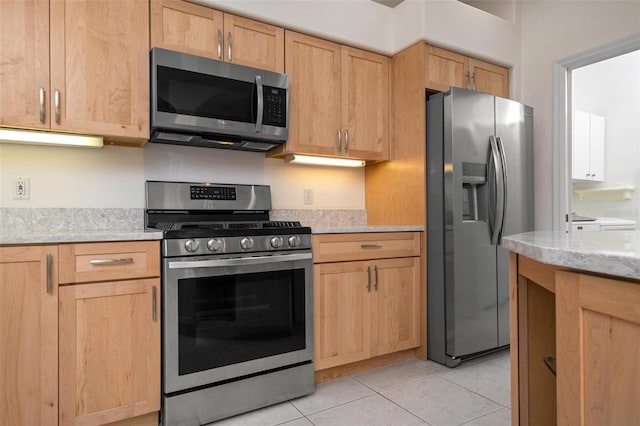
[210,349,511,426]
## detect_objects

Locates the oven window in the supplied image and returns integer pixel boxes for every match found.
[157,66,256,123]
[177,268,306,375]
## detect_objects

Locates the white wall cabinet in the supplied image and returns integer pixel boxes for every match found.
[572,110,605,181]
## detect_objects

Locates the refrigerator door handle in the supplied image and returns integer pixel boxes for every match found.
[496,136,508,243]
[488,136,505,245]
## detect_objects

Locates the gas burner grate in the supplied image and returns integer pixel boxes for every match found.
[263,221,302,228]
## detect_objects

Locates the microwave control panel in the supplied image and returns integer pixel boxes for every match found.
[263,86,287,127]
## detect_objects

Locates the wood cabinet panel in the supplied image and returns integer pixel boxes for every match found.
[313,233,421,372]
[556,271,640,426]
[59,278,160,425]
[49,0,149,142]
[342,46,389,161]
[425,45,467,92]
[0,245,58,426]
[0,0,50,129]
[371,257,420,356]
[151,0,223,59]
[314,262,371,370]
[224,14,284,72]
[312,232,420,263]
[59,241,160,284]
[280,31,342,156]
[468,57,509,98]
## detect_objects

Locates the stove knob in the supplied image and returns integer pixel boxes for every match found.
[270,236,284,249]
[207,238,223,252]
[240,237,254,250]
[184,239,200,253]
[288,235,301,248]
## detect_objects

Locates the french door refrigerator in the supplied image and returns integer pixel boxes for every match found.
[426,87,533,367]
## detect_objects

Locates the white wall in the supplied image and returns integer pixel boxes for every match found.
[571,50,640,222]
[0,142,364,209]
[520,0,640,230]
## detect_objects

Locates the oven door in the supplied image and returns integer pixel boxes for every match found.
[163,251,313,394]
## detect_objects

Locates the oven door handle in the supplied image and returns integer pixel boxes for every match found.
[168,252,312,269]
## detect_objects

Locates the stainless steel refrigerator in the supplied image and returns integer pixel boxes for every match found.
[426,87,533,367]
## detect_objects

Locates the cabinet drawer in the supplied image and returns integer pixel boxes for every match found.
[59,241,160,284]
[313,232,420,263]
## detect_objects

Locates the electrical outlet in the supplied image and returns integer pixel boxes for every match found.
[303,188,313,205]
[13,177,30,200]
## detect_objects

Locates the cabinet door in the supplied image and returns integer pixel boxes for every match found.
[49,0,149,142]
[59,279,160,426]
[0,0,50,129]
[150,0,224,59]
[0,246,58,426]
[556,271,640,426]
[224,14,284,72]
[589,114,605,181]
[282,31,342,157]
[342,46,389,161]
[425,45,467,92]
[572,110,592,180]
[314,262,371,370]
[468,57,509,98]
[371,257,420,357]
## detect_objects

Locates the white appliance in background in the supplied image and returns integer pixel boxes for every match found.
[572,217,637,231]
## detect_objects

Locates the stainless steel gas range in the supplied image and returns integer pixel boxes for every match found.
[145,181,314,426]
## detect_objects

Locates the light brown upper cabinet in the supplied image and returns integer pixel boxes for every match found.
[0,0,150,146]
[269,31,389,162]
[425,44,509,98]
[151,0,285,72]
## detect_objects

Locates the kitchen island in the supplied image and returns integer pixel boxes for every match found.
[503,231,640,426]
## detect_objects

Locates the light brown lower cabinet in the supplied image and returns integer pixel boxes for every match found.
[0,241,160,426]
[510,253,640,426]
[312,233,421,372]
[0,245,59,425]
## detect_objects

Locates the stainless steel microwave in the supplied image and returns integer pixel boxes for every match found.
[150,48,288,152]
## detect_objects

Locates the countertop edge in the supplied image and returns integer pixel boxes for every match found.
[503,232,640,281]
[0,230,164,245]
[312,226,424,234]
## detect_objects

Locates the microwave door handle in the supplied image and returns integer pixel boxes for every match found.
[255,75,264,132]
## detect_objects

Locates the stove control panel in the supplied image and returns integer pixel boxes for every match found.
[163,234,312,257]
[190,185,237,200]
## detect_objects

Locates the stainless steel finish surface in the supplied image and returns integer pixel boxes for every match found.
[150,47,288,148]
[46,253,52,294]
[207,238,223,251]
[146,181,272,212]
[39,87,45,123]
[227,31,232,61]
[427,88,533,365]
[163,233,311,257]
[337,128,342,152]
[162,363,314,426]
[54,89,60,124]
[367,266,372,292]
[89,258,134,266]
[255,75,264,132]
[162,251,314,393]
[168,252,312,270]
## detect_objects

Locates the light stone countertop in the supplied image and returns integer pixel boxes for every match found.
[0,229,163,245]
[312,226,424,234]
[502,231,640,281]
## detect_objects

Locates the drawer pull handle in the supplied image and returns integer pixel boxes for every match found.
[361,244,382,249]
[89,258,134,266]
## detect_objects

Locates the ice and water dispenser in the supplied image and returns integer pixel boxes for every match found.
[461,161,488,222]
